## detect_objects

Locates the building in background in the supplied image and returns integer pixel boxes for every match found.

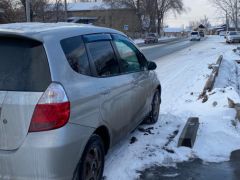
[163,27,188,37]
[67,2,140,37]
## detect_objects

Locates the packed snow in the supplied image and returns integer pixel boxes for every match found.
[104,36,240,180]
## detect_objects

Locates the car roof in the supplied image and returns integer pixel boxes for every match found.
[0,22,125,42]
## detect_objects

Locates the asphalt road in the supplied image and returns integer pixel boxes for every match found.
[139,150,240,180]
[140,38,199,61]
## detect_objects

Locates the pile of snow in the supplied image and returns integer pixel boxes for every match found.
[104,36,240,180]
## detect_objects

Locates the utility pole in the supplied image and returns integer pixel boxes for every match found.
[235,0,238,30]
[64,0,68,21]
[26,0,31,22]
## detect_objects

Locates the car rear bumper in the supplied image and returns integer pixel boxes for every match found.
[0,123,95,180]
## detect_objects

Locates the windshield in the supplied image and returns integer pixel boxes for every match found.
[191,32,198,35]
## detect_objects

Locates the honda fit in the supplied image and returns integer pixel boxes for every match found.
[0,23,161,180]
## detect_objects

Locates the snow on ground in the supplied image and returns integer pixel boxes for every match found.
[104,36,240,180]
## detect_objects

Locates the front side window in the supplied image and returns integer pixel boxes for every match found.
[86,41,120,77]
[61,36,91,76]
[114,41,141,73]
[112,34,146,73]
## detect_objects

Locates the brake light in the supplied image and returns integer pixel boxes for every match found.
[29,83,70,132]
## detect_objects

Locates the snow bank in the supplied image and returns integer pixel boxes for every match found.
[215,58,238,90]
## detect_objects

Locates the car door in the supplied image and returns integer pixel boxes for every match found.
[84,34,134,145]
[112,34,153,129]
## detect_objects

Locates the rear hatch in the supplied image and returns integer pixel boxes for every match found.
[0,36,51,150]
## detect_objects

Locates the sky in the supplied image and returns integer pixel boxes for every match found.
[165,0,225,28]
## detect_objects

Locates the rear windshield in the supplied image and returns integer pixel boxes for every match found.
[191,32,198,35]
[0,37,51,91]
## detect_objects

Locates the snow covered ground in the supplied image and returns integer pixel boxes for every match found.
[104,36,240,180]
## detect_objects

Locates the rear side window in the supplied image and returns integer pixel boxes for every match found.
[86,41,120,77]
[61,36,91,76]
[0,37,51,92]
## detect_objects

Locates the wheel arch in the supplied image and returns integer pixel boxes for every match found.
[93,126,111,154]
[156,84,162,103]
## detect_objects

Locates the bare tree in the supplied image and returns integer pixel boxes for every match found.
[0,0,18,22]
[189,16,211,31]
[17,0,65,22]
[189,21,198,30]
[105,0,184,34]
[51,0,65,22]
[211,0,239,30]
[155,0,185,35]
[199,15,211,29]
[105,0,146,32]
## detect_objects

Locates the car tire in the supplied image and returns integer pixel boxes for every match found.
[144,90,160,124]
[74,135,105,180]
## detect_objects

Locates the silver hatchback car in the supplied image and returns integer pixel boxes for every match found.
[0,23,161,180]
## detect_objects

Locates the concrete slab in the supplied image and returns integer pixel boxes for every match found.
[178,117,199,148]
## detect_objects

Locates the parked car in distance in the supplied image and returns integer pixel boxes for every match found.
[144,33,159,44]
[190,31,201,41]
[226,31,240,43]
[0,23,161,180]
[199,31,205,37]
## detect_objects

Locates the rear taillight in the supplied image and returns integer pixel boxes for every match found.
[29,83,70,132]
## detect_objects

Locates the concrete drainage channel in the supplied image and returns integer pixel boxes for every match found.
[177,117,199,148]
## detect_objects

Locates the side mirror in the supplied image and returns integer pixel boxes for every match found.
[148,61,157,70]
